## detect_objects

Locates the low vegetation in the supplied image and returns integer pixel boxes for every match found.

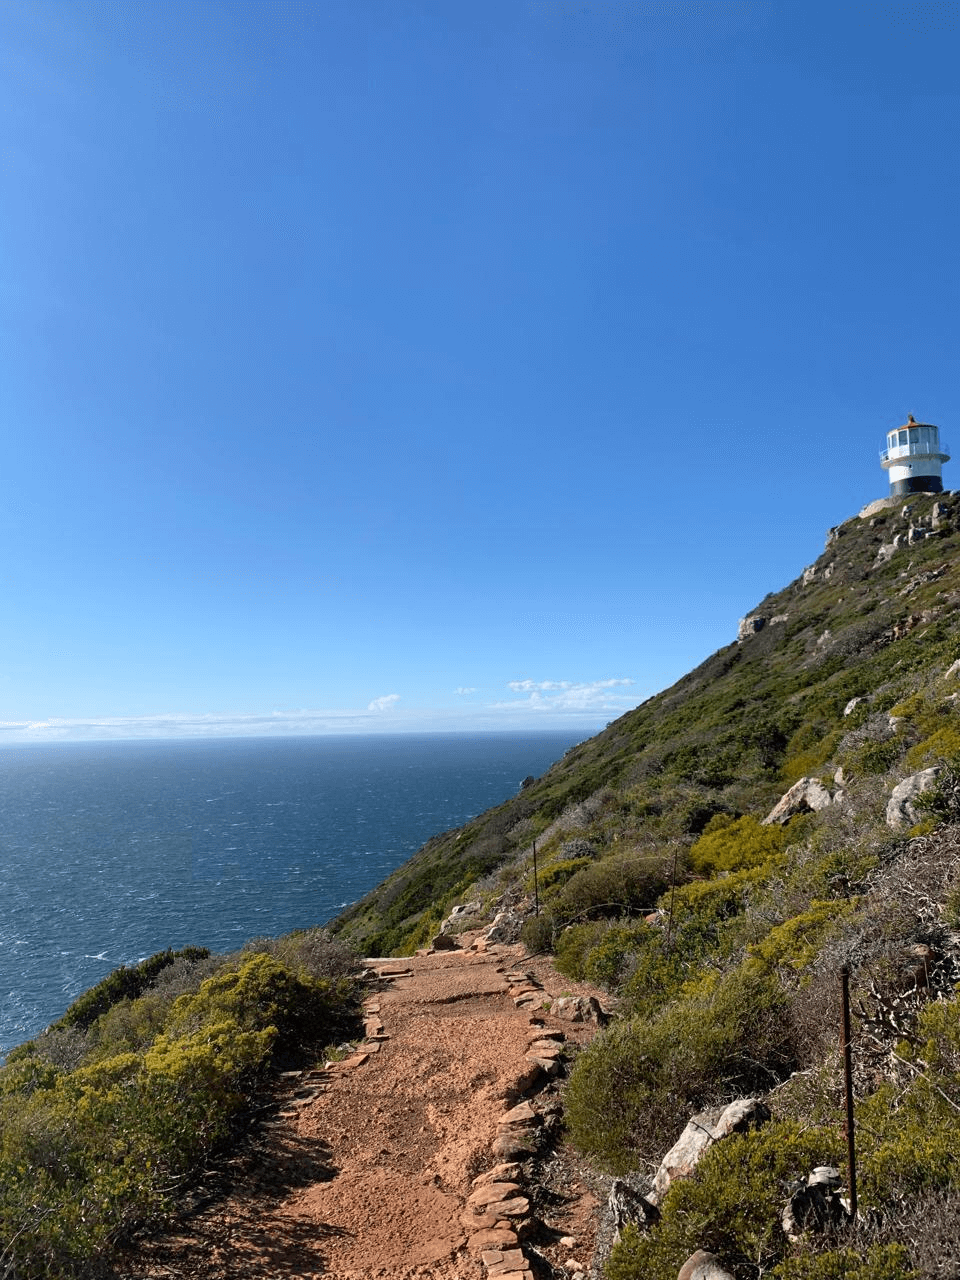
[0,932,361,1278]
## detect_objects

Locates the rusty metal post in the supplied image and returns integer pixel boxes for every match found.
[664,845,679,954]
[533,841,540,917]
[840,967,858,1221]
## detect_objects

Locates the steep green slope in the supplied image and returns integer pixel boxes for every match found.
[330,489,960,956]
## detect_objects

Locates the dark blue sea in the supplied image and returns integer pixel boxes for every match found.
[0,732,582,1057]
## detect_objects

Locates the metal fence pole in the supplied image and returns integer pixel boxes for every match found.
[840,967,858,1221]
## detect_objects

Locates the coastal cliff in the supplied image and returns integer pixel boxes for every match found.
[5,490,960,1277]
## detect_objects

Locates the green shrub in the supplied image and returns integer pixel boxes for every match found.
[0,948,361,1278]
[605,1121,843,1279]
[57,947,211,1031]
[549,851,672,927]
[771,1247,915,1280]
[856,994,960,1205]
[529,855,593,896]
[520,912,554,953]
[553,921,610,980]
[566,961,793,1171]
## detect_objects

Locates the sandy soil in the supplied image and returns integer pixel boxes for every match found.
[116,938,609,1280]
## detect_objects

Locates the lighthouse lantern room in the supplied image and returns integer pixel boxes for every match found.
[880,415,950,496]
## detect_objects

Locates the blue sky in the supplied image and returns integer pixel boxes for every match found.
[2,0,958,742]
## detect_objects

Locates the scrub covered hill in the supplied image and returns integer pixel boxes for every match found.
[330,489,960,959]
[331,488,960,1279]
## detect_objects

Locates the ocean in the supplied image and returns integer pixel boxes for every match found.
[0,731,583,1058]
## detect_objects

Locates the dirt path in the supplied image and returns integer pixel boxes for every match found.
[120,938,606,1280]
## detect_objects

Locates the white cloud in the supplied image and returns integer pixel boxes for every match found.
[455,687,478,695]
[367,694,401,712]
[0,680,640,745]
[495,677,636,714]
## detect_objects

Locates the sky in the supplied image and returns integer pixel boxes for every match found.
[2,0,959,743]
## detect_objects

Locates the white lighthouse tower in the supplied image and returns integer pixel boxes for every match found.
[880,415,950,496]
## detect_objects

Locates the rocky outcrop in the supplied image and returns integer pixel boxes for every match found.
[440,900,482,933]
[858,496,897,519]
[737,614,788,641]
[886,768,942,829]
[738,615,766,641]
[485,909,524,945]
[781,1166,845,1240]
[762,777,834,825]
[653,1098,770,1199]
[607,1180,658,1245]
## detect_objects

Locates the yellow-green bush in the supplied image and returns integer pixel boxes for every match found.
[688,814,788,876]
[747,899,856,975]
[904,724,960,769]
[0,946,361,1278]
[529,855,593,896]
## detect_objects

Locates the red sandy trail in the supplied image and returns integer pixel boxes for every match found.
[117,938,604,1280]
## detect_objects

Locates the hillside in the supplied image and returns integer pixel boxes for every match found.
[330,489,960,958]
[5,490,960,1280]
[328,487,960,1279]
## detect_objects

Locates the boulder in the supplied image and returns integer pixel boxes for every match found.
[440,900,481,932]
[552,995,607,1024]
[944,659,960,680]
[932,501,951,529]
[485,909,524,944]
[430,932,461,951]
[886,768,942,829]
[677,1250,736,1280]
[843,697,866,717]
[654,1099,770,1199]
[761,777,833,826]
[859,496,897,519]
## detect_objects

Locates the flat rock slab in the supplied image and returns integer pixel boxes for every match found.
[499,1100,539,1128]
[338,1051,370,1069]
[472,1162,521,1187]
[468,1228,520,1252]
[492,1133,537,1159]
[483,1196,530,1218]
[469,1181,522,1208]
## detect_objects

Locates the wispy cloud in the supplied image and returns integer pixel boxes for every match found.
[367,694,401,712]
[455,687,478,695]
[0,681,638,745]
[496,677,636,713]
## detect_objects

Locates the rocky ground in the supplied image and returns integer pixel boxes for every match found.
[115,933,612,1280]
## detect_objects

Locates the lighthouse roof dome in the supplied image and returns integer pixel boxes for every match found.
[898,415,938,431]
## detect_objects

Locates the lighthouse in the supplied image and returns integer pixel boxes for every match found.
[880,415,950,496]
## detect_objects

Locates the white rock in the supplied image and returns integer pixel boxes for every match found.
[762,777,834,826]
[886,768,942,829]
[654,1099,770,1199]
